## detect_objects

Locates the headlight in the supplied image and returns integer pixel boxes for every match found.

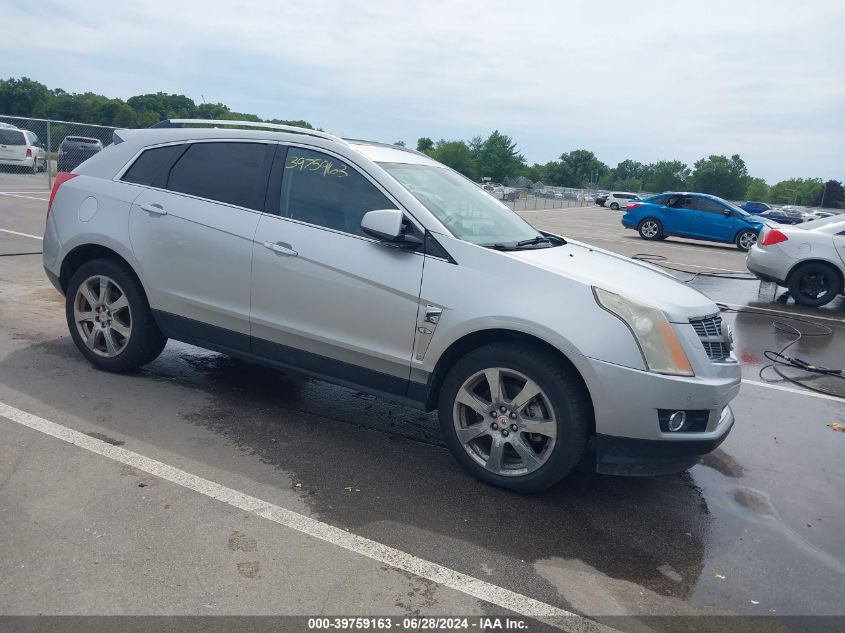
[593,287,693,376]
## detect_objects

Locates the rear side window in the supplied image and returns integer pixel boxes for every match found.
[167,142,270,210]
[122,144,187,187]
[648,194,671,205]
[0,130,26,145]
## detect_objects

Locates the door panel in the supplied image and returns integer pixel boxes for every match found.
[690,198,735,241]
[250,215,424,389]
[129,188,259,340]
[662,196,696,235]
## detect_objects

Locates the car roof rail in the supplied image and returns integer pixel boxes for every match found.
[149,119,347,145]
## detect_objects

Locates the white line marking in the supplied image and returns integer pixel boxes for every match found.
[0,228,43,240]
[721,302,844,326]
[0,192,48,201]
[0,400,614,632]
[741,379,843,402]
[0,191,51,194]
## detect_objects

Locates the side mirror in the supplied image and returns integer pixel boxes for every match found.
[361,209,404,241]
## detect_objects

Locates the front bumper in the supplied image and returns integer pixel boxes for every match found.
[583,353,740,476]
[595,405,734,475]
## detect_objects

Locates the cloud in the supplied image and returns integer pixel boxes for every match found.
[5,0,844,181]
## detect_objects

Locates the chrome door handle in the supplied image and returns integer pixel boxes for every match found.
[263,241,298,257]
[140,203,167,216]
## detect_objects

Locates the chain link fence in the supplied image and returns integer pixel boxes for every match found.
[0,115,116,191]
[481,184,597,211]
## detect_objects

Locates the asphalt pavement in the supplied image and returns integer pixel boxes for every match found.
[0,174,843,632]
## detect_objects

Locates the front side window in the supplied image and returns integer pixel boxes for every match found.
[378,162,542,245]
[167,142,270,210]
[280,147,396,236]
[693,198,727,214]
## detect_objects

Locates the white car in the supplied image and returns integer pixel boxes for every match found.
[802,210,835,222]
[746,216,845,307]
[0,126,48,173]
[605,192,639,210]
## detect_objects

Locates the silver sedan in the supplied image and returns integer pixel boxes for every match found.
[747,216,845,307]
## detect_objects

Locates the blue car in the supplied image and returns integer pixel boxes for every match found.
[622,192,765,251]
[740,201,772,214]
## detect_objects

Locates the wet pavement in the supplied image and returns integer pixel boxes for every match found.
[0,194,843,627]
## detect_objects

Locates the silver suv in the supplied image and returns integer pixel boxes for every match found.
[43,120,740,492]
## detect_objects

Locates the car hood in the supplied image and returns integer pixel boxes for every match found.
[505,240,719,322]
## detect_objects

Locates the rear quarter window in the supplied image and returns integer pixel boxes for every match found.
[122,144,188,187]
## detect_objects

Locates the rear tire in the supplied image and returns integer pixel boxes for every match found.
[437,343,590,493]
[787,262,842,307]
[735,230,758,251]
[637,218,663,240]
[66,258,167,372]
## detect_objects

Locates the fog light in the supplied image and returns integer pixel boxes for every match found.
[668,411,686,432]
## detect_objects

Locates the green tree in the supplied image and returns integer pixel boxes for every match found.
[416,137,434,153]
[810,180,844,208]
[555,149,607,187]
[475,131,525,182]
[769,178,824,205]
[431,140,476,178]
[642,160,691,192]
[744,177,769,202]
[690,154,748,199]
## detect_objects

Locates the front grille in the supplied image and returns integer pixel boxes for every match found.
[691,315,722,338]
[690,315,731,361]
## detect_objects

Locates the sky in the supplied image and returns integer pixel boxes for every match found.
[4,0,845,183]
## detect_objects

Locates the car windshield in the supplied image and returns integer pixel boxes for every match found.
[378,162,548,247]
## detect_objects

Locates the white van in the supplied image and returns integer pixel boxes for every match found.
[0,126,48,173]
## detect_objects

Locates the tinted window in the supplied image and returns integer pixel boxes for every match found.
[648,194,672,205]
[0,130,26,145]
[167,142,270,210]
[668,196,693,209]
[281,147,396,236]
[122,144,187,187]
[693,197,727,213]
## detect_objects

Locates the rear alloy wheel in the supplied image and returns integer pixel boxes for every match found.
[66,259,167,371]
[735,230,758,251]
[637,218,663,240]
[438,343,589,492]
[610,202,620,210]
[788,262,841,307]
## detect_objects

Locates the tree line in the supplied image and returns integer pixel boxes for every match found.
[2,77,842,208]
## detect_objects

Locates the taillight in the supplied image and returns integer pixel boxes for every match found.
[760,228,788,246]
[26,148,33,158]
[626,202,642,210]
[47,172,79,222]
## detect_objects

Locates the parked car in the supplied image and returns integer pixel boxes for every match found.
[757,209,804,225]
[58,136,104,172]
[0,126,47,173]
[595,193,608,206]
[747,216,845,307]
[740,201,772,214]
[44,119,740,492]
[802,210,835,222]
[604,192,639,210]
[622,192,765,251]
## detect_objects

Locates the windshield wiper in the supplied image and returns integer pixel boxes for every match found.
[516,235,564,248]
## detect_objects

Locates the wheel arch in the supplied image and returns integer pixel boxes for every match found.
[786,258,845,292]
[59,243,143,294]
[424,328,596,435]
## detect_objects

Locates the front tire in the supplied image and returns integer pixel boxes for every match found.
[788,262,842,307]
[735,230,758,251]
[438,343,590,493]
[66,258,167,372]
[610,202,619,210]
[637,218,663,240]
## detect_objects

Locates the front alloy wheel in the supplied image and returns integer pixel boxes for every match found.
[453,367,557,476]
[736,230,757,251]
